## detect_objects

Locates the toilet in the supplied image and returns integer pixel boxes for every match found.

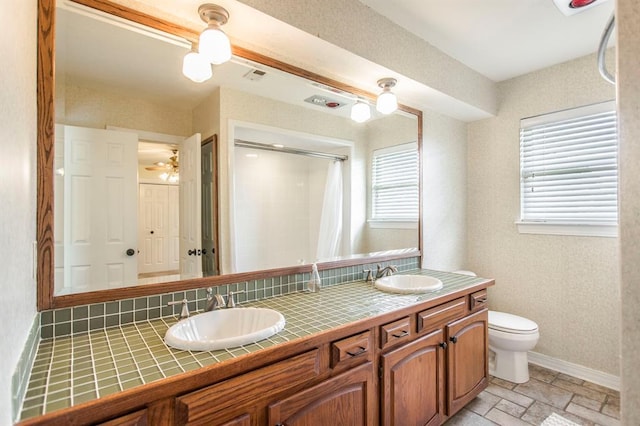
[451,270,539,384]
[488,311,539,383]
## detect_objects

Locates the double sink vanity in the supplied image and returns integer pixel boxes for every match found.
[19,270,493,425]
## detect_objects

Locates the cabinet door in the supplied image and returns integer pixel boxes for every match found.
[268,362,375,426]
[446,309,489,415]
[380,330,446,426]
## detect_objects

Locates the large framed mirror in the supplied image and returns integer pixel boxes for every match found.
[37,0,423,310]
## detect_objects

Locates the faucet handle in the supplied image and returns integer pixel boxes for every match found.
[168,299,190,319]
[227,290,246,308]
[363,269,374,282]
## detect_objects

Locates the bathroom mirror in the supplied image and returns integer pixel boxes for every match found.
[37,0,422,309]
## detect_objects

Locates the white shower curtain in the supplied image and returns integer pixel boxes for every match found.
[316,161,343,261]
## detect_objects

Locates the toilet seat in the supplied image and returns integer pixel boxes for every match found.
[489,311,538,335]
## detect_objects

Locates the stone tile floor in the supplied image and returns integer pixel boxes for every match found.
[445,364,620,425]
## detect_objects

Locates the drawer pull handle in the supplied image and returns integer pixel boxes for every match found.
[346,346,367,357]
[476,298,487,303]
[392,330,409,338]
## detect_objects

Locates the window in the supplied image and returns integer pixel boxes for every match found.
[371,142,419,225]
[518,101,618,237]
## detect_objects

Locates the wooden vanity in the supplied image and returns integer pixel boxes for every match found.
[18,273,492,426]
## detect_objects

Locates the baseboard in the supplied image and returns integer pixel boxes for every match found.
[528,351,620,391]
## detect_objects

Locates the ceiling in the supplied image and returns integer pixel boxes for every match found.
[358,0,615,82]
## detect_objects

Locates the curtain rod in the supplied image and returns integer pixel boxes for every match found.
[234,139,348,162]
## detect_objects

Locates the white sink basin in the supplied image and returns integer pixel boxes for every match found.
[164,307,285,351]
[375,275,443,294]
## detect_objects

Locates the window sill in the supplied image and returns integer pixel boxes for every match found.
[368,220,418,230]
[515,221,617,238]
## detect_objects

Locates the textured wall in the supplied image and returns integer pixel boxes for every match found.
[57,83,192,136]
[616,0,640,422]
[0,0,38,422]
[467,53,619,375]
[422,111,468,271]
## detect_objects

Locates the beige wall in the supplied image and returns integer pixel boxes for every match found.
[0,0,38,422]
[56,82,192,136]
[616,0,640,422]
[422,110,469,271]
[467,53,619,375]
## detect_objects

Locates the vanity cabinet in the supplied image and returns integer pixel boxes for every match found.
[19,281,493,426]
[446,309,489,414]
[380,308,489,425]
[380,330,446,426]
[268,362,376,425]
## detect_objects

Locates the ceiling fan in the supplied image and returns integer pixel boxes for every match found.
[145,148,179,182]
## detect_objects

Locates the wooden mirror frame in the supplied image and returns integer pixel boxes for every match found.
[36,0,423,310]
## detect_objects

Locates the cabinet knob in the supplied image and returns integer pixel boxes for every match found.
[450,336,458,344]
[439,342,447,350]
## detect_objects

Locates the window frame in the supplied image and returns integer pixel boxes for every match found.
[369,141,419,229]
[516,100,618,238]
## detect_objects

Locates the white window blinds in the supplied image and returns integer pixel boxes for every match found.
[520,101,618,224]
[371,142,419,221]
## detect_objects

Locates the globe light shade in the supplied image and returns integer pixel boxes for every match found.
[182,51,212,83]
[351,101,371,123]
[376,90,398,114]
[199,26,232,65]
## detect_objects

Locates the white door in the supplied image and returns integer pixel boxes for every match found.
[138,184,169,275]
[179,133,202,278]
[63,125,138,291]
[168,185,180,272]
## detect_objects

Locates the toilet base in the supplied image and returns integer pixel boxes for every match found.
[489,346,530,383]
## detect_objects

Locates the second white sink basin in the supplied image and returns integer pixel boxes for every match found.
[375,275,443,294]
[165,307,285,351]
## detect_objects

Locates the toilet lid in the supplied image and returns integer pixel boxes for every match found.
[489,311,538,334]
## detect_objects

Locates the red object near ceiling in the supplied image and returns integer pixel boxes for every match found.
[570,0,597,8]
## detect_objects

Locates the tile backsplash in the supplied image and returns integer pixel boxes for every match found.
[40,257,420,339]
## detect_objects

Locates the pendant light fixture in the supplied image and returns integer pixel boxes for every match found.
[376,78,398,114]
[350,100,371,123]
[182,47,213,83]
[182,4,231,83]
[198,4,232,65]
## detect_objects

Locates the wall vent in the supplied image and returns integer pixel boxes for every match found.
[243,69,267,81]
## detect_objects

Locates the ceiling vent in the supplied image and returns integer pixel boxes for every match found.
[303,95,346,109]
[243,69,267,81]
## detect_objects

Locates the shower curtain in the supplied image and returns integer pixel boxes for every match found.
[316,160,343,261]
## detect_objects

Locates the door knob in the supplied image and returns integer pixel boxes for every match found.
[126,249,135,256]
[188,249,196,256]
[202,249,207,255]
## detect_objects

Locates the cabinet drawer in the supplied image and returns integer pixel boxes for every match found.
[176,350,320,425]
[331,330,373,369]
[469,289,488,313]
[380,317,412,350]
[417,297,466,335]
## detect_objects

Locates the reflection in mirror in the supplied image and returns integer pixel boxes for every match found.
[52,2,419,296]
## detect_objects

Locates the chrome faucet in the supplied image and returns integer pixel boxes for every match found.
[363,269,375,283]
[205,288,226,311]
[376,264,398,279]
[205,288,246,310]
[167,299,190,319]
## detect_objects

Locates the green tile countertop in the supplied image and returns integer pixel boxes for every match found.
[19,269,489,421]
